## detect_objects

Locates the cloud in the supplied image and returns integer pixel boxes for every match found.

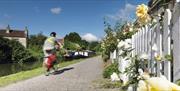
[81,33,99,42]
[107,3,136,21]
[50,7,62,14]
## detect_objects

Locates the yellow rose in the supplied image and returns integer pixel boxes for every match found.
[136,4,148,18]
[154,54,162,61]
[136,4,151,25]
[139,14,151,24]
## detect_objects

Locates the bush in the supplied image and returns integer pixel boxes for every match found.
[56,49,66,62]
[102,54,109,62]
[28,45,43,57]
[0,37,12,63]
[0,37,36,63]
[28,33,47,49]
[64,41,81,50]
[10,40,37,63]
[103,62,119,78]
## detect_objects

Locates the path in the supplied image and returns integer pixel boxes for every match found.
[0,56,117,91]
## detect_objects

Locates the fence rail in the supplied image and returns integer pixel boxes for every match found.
[110,2,180,82]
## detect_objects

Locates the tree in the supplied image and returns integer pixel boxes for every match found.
[9,40,36,63]
[0,37,12,63]
[101,21,119,61]
[93,43,102,52]
[64,32,81,44]
[28,32,47,48]
[88,41,99,51]
[64,41,81,51]
[28,32,47,57]
[80,40,89,50]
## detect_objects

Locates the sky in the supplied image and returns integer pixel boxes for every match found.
[0,0,148,42]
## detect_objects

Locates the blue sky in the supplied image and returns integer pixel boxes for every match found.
[0,0,148,40]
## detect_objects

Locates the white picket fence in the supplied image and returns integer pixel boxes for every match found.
[110,2,180,82]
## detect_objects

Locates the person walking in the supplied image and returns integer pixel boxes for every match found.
[43,32,62,76]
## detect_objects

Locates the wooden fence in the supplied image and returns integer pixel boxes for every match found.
[110,2,180,82]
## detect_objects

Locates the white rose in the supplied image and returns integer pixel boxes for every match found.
[152,44,158,52]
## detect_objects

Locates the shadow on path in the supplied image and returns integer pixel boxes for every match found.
[53,67,74,75]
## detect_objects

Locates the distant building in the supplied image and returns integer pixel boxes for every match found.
[57,38,64,45]
[0,25,28,48]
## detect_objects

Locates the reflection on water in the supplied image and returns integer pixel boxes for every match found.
[0,60,43,77]
[0,56,64,77]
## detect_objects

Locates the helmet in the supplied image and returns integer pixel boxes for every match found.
[50,32,56,37]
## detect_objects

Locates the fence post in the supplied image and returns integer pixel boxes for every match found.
[135,33,137,55]
[151,26,156,74]
[147,25,152,72]
[163,9,172,81]
[172,2,180,82]
[138,31,140,54]
[140,28,142,54]
[155,22,162,77]
[142,27,145,53]
[144,25,148,53]
[132,35,135,57]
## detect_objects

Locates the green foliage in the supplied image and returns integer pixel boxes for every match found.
[89,41,99,51]
[0,37,36,63]
[102,54,109,62]
[101,81,121,88]
[80,40,89,50]
[28,46,43,57]
[0,37,12,63]
[124,55,146,86]
[93,43,102,52]
[27,32,47,61]
[96,79,122,89]
[176,79,180,86]
[101,20,136,62]
[56,48,67,61]
[64,41,81,50]
[116,30,135,41]
[28,32,47,49]
[64,32,81,44]
[64,32,100,51]
[103,62,119,78]
[164,54,173,61]
[101,25,118,61]
[9,40,36,63]
[105,27,118,51]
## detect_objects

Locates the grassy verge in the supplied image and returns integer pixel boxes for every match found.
[0,58,85,87]
[93,78,122,89]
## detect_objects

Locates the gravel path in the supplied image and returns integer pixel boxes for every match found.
[0,56,117,91]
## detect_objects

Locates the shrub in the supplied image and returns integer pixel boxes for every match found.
[0,37,36,63]
[0,37,12,63]
[64,41,81,50]
[103,62,119,78]
[28,33,47,49]
[102,54,109,62]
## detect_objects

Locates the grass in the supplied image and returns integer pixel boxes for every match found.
[93,78,122,89]
[0,58,84,87]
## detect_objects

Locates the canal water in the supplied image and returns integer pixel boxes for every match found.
[0,60,43,77]
[0,52,94,77]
